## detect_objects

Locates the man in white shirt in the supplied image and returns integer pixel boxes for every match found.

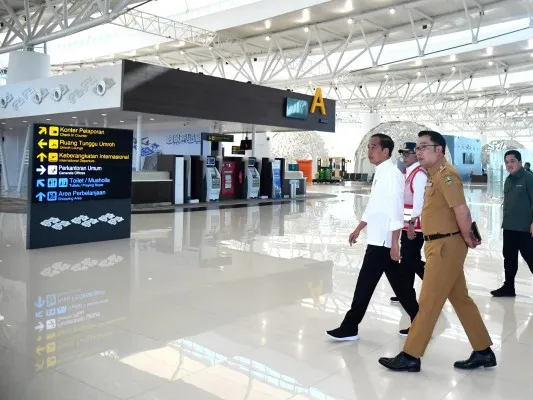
[326,134,419,341]
[390,143,427,321]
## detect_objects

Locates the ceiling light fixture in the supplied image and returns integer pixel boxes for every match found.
[120,120,125,123]
[347,17,354,24]
[72,116,77,119]
[22,120,27,123]
[451,66,456,72]
[46,118,51,121]
[450,54,457,61]
[384,74,390,79]
[486,47,493,55]
[180,50,185,55]
[150,118,155,121]
[488,60,493,66]
[265,35,271,41]
[389,8,396,15]
[417,71,422,77]
[304,26,309,33]
[101,113,107,116]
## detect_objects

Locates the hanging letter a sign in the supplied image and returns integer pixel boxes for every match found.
[309,88,327,116]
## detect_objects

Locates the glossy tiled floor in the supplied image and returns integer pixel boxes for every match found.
[0,183,532,400]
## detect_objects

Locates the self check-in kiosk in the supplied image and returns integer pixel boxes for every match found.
[245,157,260,199]
[204,156,221,202]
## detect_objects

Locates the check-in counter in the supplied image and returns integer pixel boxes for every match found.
[132,171,173,204]
[283,171,306,197]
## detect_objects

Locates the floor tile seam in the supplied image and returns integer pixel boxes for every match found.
[498,321,532,347]
[54,368,123,400]
[468,371,533,387]
[436,369,475,400]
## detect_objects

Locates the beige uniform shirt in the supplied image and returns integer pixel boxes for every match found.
[421,160,467,235]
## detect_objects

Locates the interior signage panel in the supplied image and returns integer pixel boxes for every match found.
[27,124,133,249]
[232,146,245,155]
[202,133,234,142]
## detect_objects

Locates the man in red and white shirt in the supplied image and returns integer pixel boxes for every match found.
[390,142,427,312]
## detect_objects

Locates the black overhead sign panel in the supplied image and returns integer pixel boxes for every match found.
[27,124,133,250]
[201,133,234,142]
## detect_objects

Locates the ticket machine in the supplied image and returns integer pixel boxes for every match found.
[204,156,221,202]
[245,157,260,199]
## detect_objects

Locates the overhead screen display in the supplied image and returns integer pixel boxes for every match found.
[285,98,309,120]
[27,124,133,249]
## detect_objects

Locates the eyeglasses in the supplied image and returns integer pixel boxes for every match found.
[415,144,439,152]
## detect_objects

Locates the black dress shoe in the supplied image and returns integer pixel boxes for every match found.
[454,348,497,370]
[491,285,516,297]
[378,352,421,372]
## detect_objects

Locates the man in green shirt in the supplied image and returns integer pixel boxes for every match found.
[491,150,533,297]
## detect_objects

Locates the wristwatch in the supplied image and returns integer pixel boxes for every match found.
[408,218,417,226]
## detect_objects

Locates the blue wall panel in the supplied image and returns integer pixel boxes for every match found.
[443,135,482,181]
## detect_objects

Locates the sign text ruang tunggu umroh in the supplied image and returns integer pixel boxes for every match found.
[27,124,133,249]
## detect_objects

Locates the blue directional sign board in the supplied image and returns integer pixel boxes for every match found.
[27,124,133,249]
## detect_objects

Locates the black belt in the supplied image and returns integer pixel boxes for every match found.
[423,231,460,242]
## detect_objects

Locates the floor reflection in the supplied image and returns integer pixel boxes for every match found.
[0,184,532,399]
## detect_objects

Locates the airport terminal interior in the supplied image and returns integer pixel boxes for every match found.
[2,0,533,399]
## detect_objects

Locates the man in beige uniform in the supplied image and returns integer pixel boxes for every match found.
[378,130,495,372]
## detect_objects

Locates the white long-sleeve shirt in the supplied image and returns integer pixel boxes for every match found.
[362,159,404,248]
[406,162,428,220]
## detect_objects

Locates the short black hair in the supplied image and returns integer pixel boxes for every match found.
[418,130,446,155]
[505,150,522,162]
[525,162,530,167]
[370,133,394,157]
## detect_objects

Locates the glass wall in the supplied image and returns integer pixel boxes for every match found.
[487,149,533,199]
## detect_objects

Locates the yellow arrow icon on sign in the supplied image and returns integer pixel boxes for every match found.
[36,153,47,162]
[35,360,45,372]
[38,127,47,135]
[36,345,45,356]
[38,139,48,149]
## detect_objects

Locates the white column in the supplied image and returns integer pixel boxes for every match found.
[361,112,381,134]
[218,125,223,157]
[0,138,9,193]
[135,114,142,171]
[7,51,50,84]
[103,116,108,128]
[16,124,31,194]
[357,112,381,173]
[251,125,257,158]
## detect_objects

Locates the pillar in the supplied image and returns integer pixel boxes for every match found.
[7,51,50,84]
[251,125,257,158]
[135,115,142,171]
[16,124,31,194]
[357,112,381,172]
[361,112,381,135]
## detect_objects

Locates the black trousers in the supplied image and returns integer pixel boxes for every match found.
[503,229,533,287]
[341,245,419,330]
[399,230,426,296]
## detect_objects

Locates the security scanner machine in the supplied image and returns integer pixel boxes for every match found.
[204,156,221,202]
[245,157,261,199]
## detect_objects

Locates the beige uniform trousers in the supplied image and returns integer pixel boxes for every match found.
[404,234,493,357]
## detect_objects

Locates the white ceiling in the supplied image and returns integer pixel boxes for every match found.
[5,0,533,137]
